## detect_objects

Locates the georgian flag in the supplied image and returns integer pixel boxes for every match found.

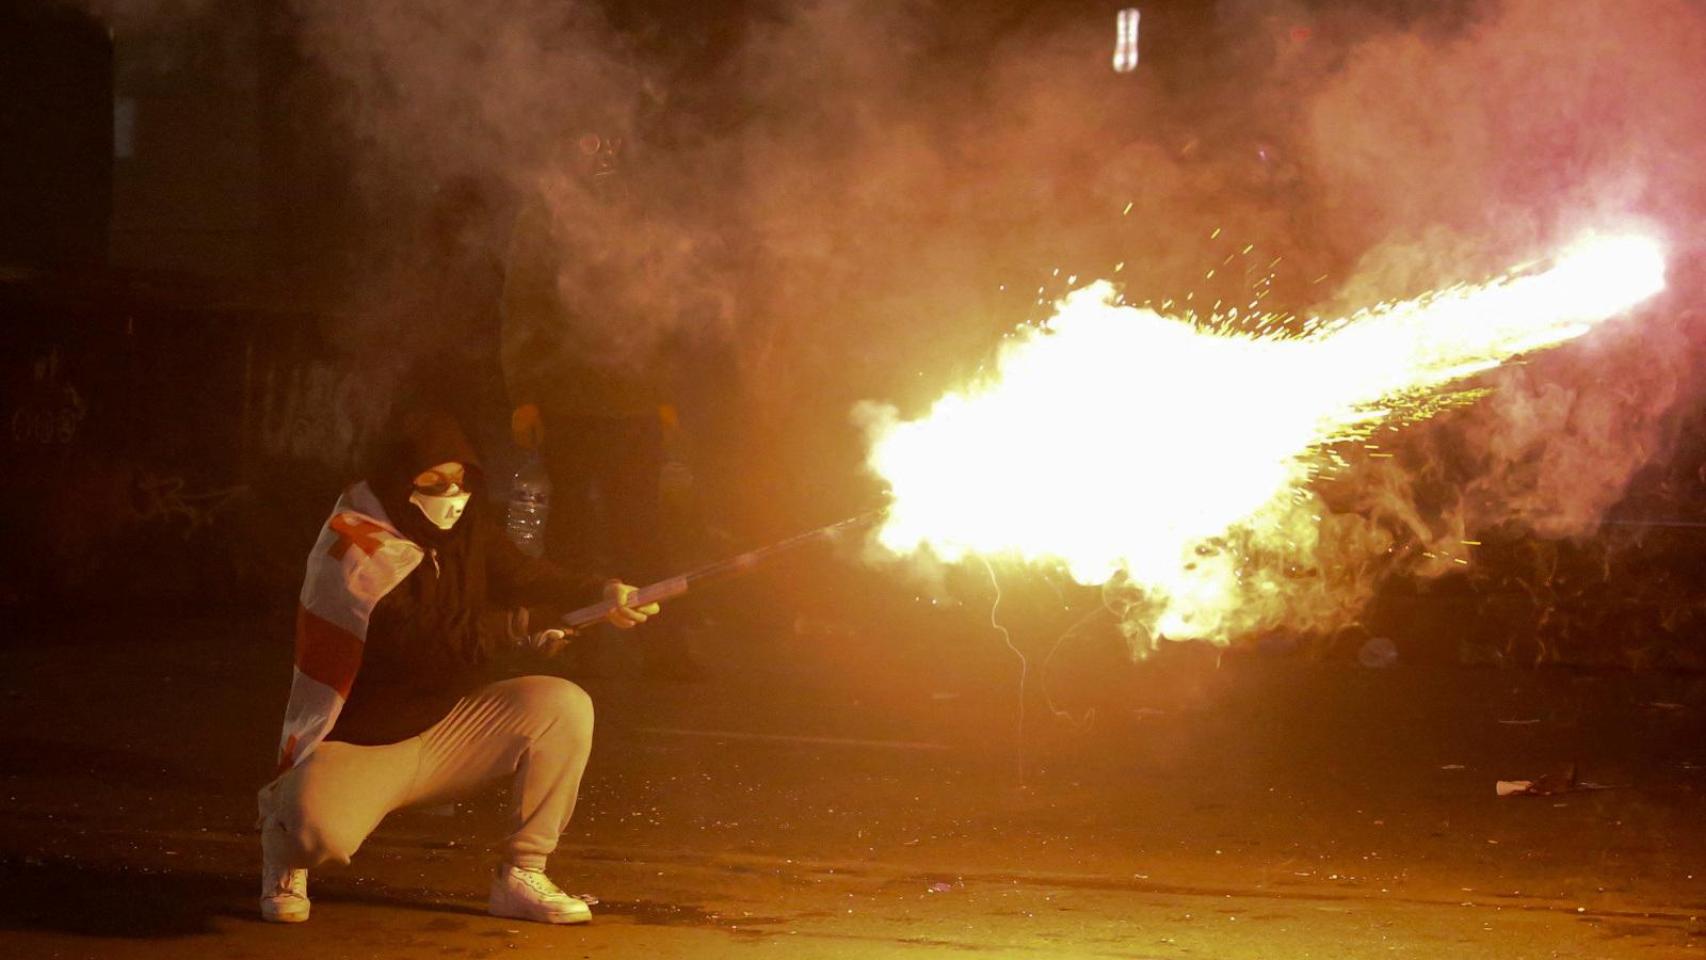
[274,481,422,771]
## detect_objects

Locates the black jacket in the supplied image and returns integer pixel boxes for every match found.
[327,411,602,745]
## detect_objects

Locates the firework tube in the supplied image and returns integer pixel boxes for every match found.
[560,509,885,631]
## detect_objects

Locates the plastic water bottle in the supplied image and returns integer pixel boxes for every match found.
[506,453,551,558]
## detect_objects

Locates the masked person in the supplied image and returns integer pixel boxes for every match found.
[256,408,659,925]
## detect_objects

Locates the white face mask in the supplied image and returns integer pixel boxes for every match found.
[409,486,471,530]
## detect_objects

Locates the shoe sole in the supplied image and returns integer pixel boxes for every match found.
[261,903,310,924]
[488,905,591,925]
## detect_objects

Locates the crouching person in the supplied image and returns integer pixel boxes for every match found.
[256,408,659,924]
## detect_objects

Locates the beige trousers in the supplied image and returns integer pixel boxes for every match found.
[260,675,594,871]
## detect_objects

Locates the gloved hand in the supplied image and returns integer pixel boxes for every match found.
[604,580,660,629]
[511,403,544,450]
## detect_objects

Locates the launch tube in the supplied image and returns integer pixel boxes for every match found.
[560,510,884,631]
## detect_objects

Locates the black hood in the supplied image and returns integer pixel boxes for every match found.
[366,408,485,544]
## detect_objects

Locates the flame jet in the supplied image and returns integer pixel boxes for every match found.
[864,232,1667,641]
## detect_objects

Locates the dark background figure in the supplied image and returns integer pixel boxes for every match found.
[501,130,700,680]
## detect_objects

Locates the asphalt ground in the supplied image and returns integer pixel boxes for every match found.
[3,605,1706,959]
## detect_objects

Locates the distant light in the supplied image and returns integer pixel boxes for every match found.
[1113,8,1140,73]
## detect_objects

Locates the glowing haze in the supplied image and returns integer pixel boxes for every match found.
[864,232,1666,643]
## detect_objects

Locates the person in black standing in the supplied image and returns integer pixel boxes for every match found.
[500,126,702,680]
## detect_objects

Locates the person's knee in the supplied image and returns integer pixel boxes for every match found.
[265,801,363,868]
[291,817,364,867]
[266,768,370,868]
[515,675,594,740]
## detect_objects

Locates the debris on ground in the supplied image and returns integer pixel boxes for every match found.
[927,879,964,894]
[1496,763,1577,797]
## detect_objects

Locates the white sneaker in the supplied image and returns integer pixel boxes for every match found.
[260,856,310,923]
[488,864,592,924]
[256,781,309,923]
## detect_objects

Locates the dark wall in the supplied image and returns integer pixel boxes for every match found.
[0,276,384,612]
[0,0,113,269]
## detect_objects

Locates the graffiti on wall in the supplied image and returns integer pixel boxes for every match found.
[257,359,392,471]
[9,347,86,446]
[126,467,248,538]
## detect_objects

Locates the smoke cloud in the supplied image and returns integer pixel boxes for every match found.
[1290,0,1706,649]
[1305,0,1706,524]
[244,0,1706,652]
[821,0,1701,653]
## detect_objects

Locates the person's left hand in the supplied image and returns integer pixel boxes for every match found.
[534,628,572,658]
[604,580,660,629]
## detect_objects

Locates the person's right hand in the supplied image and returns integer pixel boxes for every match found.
[511,403,544,450]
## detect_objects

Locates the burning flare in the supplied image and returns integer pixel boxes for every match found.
[864,232,1666,643]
